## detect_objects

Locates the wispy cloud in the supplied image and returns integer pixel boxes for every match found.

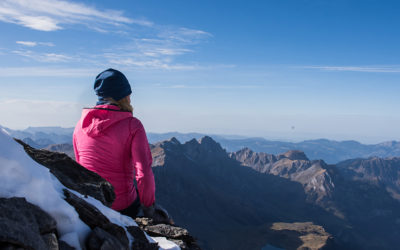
[12,50,73,63]
[102,27,211,70]
[0,67,97,77]
[0,0,148,32]
[159,84,263,89]
[158,27,212,43]
[16,41,54,47]
[303,65,400,73]
[106,57,198,70]
[16,41,38,47]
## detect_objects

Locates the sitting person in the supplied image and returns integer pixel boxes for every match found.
[73,68,171,223]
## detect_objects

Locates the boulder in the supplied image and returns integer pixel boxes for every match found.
[42,233,59,250]
[86,227,126,250]
[135,217,200,250]
[0,197,57,250]
[126,226,159,250]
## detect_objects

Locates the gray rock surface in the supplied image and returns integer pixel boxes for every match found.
[59,240,75,250]
[126,226,159,250]
[42,233,59,250]
[0,197,56,250]
[135,218,200,250]
[87,227,126,250]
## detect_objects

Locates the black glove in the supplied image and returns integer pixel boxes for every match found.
[142,203,174,225]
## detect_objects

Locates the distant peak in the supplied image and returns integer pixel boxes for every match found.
[180,136,226,159]
[281,150,309,161]
[379,140,399,147]
[168,137,181,145]
[199,136,217,145]
[235,147,253,154]
[155,137,182,150]
[187,138,199,144]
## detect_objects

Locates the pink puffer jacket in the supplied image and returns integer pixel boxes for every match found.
[73,104,155,210]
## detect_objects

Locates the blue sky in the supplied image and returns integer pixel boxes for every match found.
[0,0,399,143]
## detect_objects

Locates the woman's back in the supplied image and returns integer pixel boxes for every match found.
[73,104,155,211]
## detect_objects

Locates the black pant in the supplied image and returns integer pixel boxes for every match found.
[119,197,140,218]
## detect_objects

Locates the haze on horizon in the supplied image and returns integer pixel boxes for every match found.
[0,0,399,144]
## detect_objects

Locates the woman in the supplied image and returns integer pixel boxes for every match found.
[73,68,170,222]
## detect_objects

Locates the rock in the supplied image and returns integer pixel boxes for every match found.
[31,205,57,235]
[0,242,25,250]
[0,197,55,250]
[59,240,76,250]
[135,217,200,250]
[0,218,46,250]
[14,138,115,207]
[63,189,129,249]
[126,226,159,250]
[41,233,59,250]
[86,227,126,250]
[145,224,192,240]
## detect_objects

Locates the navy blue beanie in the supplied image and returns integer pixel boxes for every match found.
[94,68,132,104]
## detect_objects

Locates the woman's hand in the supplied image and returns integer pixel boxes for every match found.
[142,203,174,225]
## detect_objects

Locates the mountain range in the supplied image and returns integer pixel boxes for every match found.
[3,126,400,164]
[151,137,400,249]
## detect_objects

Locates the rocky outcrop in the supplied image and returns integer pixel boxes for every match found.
[135,218,201,250]
[15,138,115,207]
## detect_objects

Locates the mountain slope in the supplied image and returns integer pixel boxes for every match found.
[150,137,346,250]
[337,157,400,200]
[231,148,400,249]
[230,148,335,206]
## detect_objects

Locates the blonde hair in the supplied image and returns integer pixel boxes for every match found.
[105,96,134,113]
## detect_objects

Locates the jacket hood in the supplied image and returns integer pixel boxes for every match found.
[80,104,132,137]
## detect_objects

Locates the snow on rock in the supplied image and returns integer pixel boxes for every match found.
[0,128,89,249]
[152,237,181,250]
[0,128,180,250]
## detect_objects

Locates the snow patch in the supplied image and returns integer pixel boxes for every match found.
[152,237,180,250]
[0,128,90,249]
